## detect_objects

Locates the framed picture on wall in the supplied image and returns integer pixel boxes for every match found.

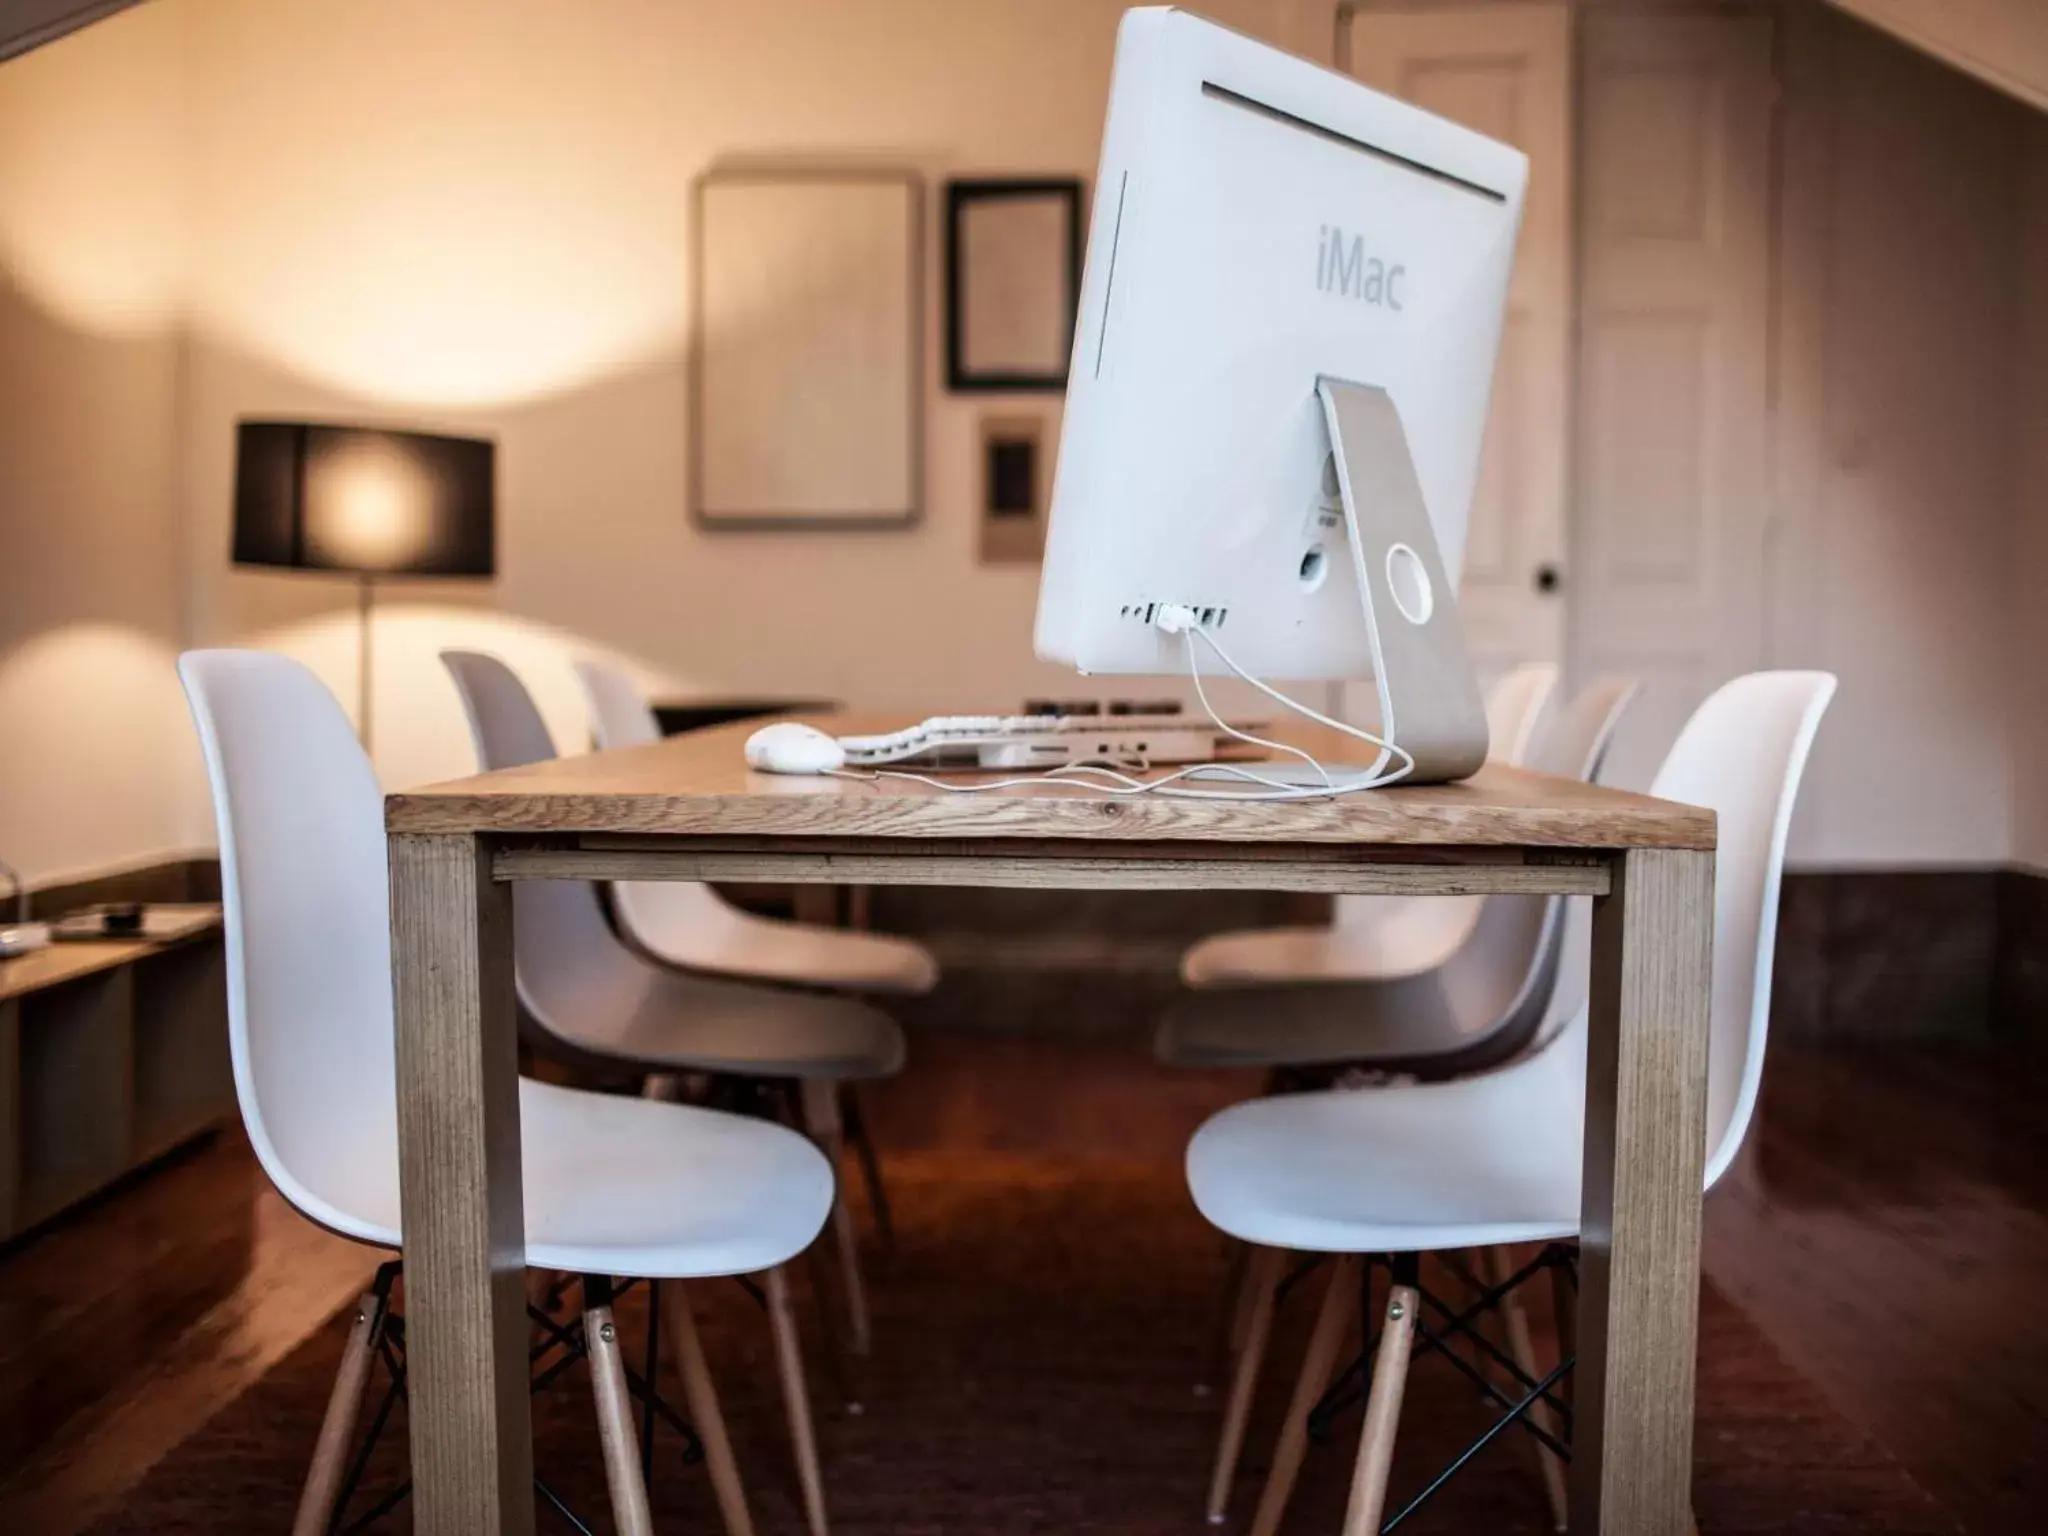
[978,413,1050,564]
[945,178,1084,392]
[692,165,923,529]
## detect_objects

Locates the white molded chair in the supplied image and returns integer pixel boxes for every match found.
[1158,677,1636,1077]
[1169,677,1634,1531]
[180,648,836,1536]
[442,649,902,1376]
[575,657,939,997]
[1185,671,1837,1536]
[1181,663,1559,989]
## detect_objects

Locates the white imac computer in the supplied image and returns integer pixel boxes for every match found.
[1034,7,1527,784]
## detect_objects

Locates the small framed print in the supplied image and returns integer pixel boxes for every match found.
[979,415,1049,564]
[946,178,1084,392]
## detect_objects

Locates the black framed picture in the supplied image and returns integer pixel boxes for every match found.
[945,178,1084,392]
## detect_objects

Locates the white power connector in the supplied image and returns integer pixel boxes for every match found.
[1154,602,1199,636]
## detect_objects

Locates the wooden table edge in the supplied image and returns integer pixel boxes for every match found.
[384,791,1715,851]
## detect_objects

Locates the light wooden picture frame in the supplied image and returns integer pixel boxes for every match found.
[692,166,923,529]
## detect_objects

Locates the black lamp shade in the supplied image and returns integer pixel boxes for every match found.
[233,422,495,578]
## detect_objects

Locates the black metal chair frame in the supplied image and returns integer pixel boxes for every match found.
[1288,1242,1579,1533]
[322,1261,730,1536]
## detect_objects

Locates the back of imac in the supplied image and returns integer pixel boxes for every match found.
[1035,7,1527,722]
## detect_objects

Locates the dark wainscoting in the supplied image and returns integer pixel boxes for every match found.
[45,858,2041,1044]
[23,857,221,921]
[872,871,2048,1044]
[1995,868,2048,1040]
[1772,870,1995,1042]
[1773,868,2048,1043]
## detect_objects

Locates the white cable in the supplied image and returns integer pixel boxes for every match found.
[1175,612,1407,781]
[1178,619,1334,789]
[837,606,1415,802]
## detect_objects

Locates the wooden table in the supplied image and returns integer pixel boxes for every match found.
[385,717,1716,1534]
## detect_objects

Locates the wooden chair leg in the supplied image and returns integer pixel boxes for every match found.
[292,1286,386,1536]
[765,1265,830,1536]
[800,1079,872,1357]
[1199,1238,1253,1397]
[801,1241,863,1415]
[1207,1244,1286,1524]
[1227,1238,1267,1356]
[661,1279,755,1536]
[842,1085,895,1254]
[1249,1254,1359,1536]
[1342,1278,1418,1536]
[1485,1246,1568,1531]
[584,1281,655,1536]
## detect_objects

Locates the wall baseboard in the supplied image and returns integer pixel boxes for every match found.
[1772,867,2048,1043]
[1993,868,2048,1041]
[875,871,2047,1044]
[21,857,220,923]
[1773,870,1989,1043]
[69,858,2038,1045]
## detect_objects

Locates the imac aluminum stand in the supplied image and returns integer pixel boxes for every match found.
[1318,375,1489,784]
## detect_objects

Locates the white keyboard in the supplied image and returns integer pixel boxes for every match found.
[836,714,1258,771]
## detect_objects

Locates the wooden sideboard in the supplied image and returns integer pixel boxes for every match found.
[0,907,232,1241]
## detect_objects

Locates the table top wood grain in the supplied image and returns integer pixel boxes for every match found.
[386,715,1714,852]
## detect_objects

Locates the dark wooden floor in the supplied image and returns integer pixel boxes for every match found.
[0,1028,2042,1533]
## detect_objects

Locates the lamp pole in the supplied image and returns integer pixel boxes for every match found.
[358,573,375,753]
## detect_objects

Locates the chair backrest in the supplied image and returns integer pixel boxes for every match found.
[1413,675,1637,1073]
[575,656,664,751]
[1651,671,1836,1190]
[572,656,742,945]
[440,650,649,1052]
[1486,661,1561,766]
[177,650,397,1242]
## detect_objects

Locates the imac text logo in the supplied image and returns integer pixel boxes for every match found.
[1316,226,1405,311]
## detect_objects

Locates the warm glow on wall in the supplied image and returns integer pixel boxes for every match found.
[244,604,695,791]
[0,0,186,335]
[183,0,689,407]
[0,625,209,882]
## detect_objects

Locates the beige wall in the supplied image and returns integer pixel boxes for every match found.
[3,0,2043,880]
[0,0,205,885]
[2013,112,2048,870]
[1769,2,2032,865]
[176,0,1287,793]
[1822,0,2048,114]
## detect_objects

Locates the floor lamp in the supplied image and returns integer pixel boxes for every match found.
[232,422,496,749]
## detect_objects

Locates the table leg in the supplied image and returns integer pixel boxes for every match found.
[390,832,533,1534]
[1575,846,1713,1534]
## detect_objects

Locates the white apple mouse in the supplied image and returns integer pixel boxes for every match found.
[744,721,847,775]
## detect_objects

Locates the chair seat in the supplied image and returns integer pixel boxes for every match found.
[1180,897,1484,989]
[1157,967,1492,1069]
[1184,1020,1588,1255]
[534,964,908,1081]
[317,1079,835,1278]
[624,887,939,997]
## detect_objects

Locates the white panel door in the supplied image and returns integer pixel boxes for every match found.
[1346,4,1573,680]
[1570,11,1774,790]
